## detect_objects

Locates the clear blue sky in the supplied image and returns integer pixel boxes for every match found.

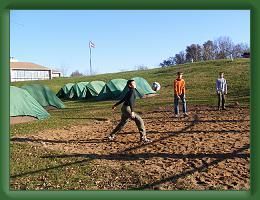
[10,10,250,76]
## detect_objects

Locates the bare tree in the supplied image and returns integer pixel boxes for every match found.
[174,51,186,64]
[135,65,149,70]
[159,35,249,67]
[160,57,175,67]
[59,65,69,77]
[70,70,84,77]
[214,36,234,59]
[186,44,202,62]
[232,43,250,58]
[202,40,215,60]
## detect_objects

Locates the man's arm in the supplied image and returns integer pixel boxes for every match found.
[173,80,180,99]
[114,98,124,108]
[182,80,186,94]
[173,80,177,95]
[216,79,219,94]
[113,90,130,108]
[225,80,228,94]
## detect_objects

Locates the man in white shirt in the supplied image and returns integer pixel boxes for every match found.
[216,72,228,110]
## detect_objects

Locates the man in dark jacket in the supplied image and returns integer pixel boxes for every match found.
[108,80,152,143]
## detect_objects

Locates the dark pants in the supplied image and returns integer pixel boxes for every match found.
[174,94,187,114]
[218,93,226,109]
[111,105,147,140]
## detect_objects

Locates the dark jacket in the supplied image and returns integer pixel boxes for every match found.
[114,88,136,112]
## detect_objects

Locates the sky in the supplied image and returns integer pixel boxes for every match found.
[10,10,250,76]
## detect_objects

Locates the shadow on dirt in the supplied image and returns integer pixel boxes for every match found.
[61,117,109,121]
[130,144,250,190]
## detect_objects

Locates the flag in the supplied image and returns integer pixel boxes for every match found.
[89,41,95,48]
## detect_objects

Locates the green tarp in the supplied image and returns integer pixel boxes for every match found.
[56,83,74,99]
[82,81,106,98]
[22,84,65,109]
[68,82,89,99]
[97,78,127,101]
[10,86,50,120]
[119,77,156,99]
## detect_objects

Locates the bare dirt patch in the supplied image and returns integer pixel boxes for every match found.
[10,116,37,125]
[11,105,250,190]
[45,105,58,110]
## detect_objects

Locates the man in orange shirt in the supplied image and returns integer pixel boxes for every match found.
[173,72,188,117]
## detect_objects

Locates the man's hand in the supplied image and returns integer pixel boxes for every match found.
[112,105,116,110]
[131,112,135,119]
[177,95,181,99]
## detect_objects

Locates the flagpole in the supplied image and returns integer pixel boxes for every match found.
[89,45,92,75]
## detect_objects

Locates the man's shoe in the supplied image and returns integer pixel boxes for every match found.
[108,134,115,141]
[141,138,152,143]
[183,113,189,117]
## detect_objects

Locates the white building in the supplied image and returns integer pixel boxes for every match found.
[10,58,62,82]
[52,69,63,78]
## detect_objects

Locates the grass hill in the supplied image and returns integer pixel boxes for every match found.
[12,58,250,105]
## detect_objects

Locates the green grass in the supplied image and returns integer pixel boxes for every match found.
[10,143,96,190]
[10,58,250,190]
[10,143,150,190]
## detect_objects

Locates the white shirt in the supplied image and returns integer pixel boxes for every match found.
[216,78,227,93]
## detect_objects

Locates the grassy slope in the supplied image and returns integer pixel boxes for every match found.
[12,58,250,102]
[10,59,250,190]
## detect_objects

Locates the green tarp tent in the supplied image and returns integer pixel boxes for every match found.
[82,81,106,98]
[97,78,127,101]
[10,86,50,120]
[119,77,156,99]
[21,84,65,109]
[56,83,74,99]
[68,82,89,99]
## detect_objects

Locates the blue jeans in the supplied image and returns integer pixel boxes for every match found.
[174,94,187,114]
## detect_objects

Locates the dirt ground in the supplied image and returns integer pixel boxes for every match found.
[10,106,58,125]
[11,105,250,190]
[10,116,37,125]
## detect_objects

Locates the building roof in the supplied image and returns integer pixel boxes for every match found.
[10,62,51,71]
[52,69,62,73]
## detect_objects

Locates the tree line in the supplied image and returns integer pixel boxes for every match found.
[160,36,250,67]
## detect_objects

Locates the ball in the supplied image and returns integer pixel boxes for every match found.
[152,82,161,91]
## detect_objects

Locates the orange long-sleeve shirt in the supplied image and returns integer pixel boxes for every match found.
[173,78,186,95]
